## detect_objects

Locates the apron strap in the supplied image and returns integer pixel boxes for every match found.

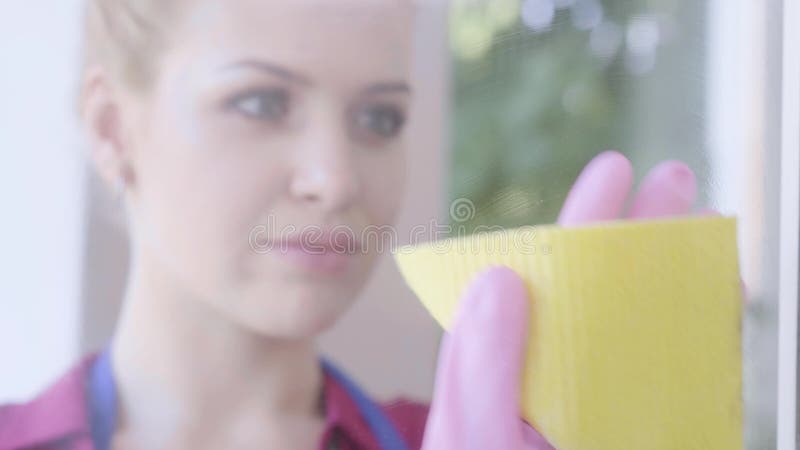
[320,359,411,450]
[88,350,410,450]
[87,350,117,450]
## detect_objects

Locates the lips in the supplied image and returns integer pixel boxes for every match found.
[279,229,364,255]
[265,228,364,275]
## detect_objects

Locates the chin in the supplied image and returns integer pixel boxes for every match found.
[234,288,356,340]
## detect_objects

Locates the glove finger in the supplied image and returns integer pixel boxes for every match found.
[521,421,557,450]
[695,207,720,216]
[558,151,634,227]
[424,266,531,449]
[626,160,697,219]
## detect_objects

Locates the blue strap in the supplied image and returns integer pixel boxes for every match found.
[87,350,117,450]
[320,358,410,450]
[87,350,410,450]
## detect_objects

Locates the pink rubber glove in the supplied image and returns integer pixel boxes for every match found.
[421,151,700,450]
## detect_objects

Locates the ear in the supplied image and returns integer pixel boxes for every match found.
[80,67,136,193]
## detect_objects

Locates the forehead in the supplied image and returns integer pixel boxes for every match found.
[170,0,415,80]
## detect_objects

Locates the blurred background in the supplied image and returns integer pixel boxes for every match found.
[0,0,791,449]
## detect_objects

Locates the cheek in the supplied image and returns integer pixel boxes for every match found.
[360,148,408,225]
[132,111,290,291]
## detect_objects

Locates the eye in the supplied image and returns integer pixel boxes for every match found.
[227,88,290,121]
[353,104,407,140]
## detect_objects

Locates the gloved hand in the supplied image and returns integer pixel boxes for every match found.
[421,151,701,450]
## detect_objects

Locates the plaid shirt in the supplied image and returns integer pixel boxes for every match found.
[0,354,428,450]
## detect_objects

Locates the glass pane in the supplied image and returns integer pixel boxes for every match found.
[449,0,783,448]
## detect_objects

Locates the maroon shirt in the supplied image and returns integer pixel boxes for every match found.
[0,355,429,450]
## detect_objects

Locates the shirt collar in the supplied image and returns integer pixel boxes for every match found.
[0,354,385,450]
[0,354,95,449]
[322,368,380,450]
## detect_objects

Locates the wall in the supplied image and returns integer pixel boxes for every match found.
[0,1,86,402]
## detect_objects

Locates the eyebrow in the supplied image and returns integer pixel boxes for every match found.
[221,59,412,96]
[363,82,412,96]
[222,59,313,86]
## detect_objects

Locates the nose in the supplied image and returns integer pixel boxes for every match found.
[289,122,361,212]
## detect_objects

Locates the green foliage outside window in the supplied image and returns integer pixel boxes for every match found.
[449,0,707,231]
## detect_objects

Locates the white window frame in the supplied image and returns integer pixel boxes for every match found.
[777,0,800,448]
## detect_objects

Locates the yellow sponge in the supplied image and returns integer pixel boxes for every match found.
[393,216,742,450]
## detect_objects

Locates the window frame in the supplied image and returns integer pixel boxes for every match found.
[777,0,800,447]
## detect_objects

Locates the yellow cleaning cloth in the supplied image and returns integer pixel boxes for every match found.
[393,216,742,450]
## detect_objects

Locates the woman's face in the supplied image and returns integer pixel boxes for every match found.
[120,0,414,337]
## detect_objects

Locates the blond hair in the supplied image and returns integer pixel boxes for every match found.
[79,0,420,106]
[81,0,182,98]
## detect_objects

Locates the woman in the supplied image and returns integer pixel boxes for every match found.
[0,0,701,449]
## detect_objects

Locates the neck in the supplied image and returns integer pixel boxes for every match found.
[110,249,324,448]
